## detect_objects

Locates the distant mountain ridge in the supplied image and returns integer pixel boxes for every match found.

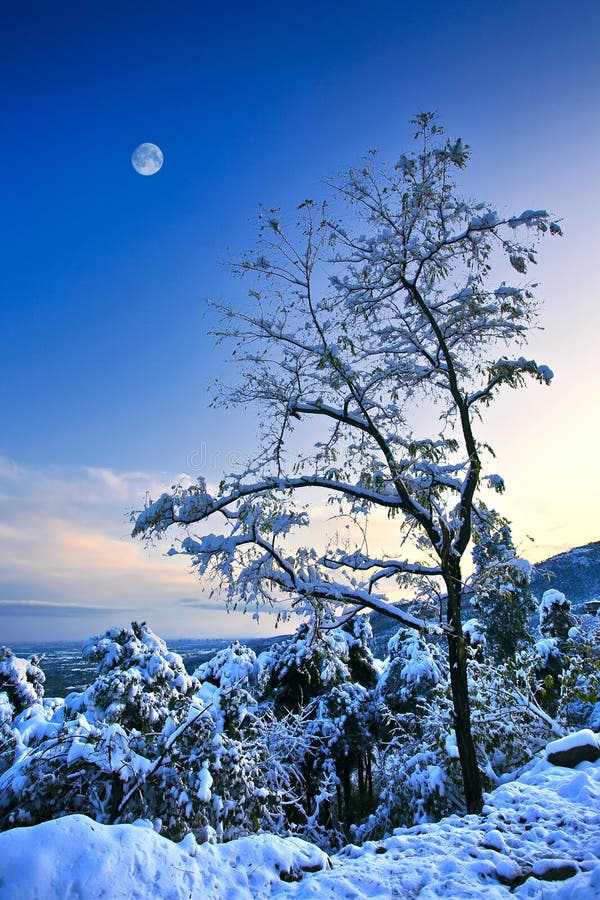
[530,540,600,609]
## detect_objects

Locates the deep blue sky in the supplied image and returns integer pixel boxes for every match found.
[2,0,598,472]
[1,0,600,640]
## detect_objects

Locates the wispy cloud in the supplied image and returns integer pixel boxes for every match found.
[177,597,234,611]
[0,599,130,618]
[0,456,278,642]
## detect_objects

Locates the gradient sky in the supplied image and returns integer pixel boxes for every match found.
[1,0,600,642]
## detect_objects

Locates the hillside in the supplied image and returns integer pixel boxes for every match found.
[530,541,600,611]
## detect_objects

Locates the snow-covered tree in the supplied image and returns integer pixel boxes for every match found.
[362,626,565,838]
[539,589,575,642]
[531,592,599,726]
[260,618,378,839]
[132,114,561,814]
[262,617,368,713]
[376,628,442,716]
[0,627,295,841]
[0,647,45,715]
[558,613,600,728]
[470,510,536,661]
[64,621,199,731]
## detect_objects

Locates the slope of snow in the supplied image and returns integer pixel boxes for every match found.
[0,745,599,899]
[0,819,329,900]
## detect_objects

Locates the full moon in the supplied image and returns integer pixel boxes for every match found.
[131,142,164,176]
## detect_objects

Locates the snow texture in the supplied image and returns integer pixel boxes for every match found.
[1,741,600,898]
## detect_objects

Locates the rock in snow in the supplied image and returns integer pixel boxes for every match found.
[546,729,600,768]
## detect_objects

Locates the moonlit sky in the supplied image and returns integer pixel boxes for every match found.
[1,0,599,642]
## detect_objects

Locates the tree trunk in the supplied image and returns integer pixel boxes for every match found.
[445,560,483,815]
[108,773,124,823]
[366,750,372,797]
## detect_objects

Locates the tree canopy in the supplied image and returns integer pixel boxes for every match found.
[132,113,561,813]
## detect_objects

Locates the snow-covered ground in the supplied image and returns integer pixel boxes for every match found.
[1,739,599,899]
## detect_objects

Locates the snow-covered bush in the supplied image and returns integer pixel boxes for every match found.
[195,640,260,730]
[376,628,442,715]
[0,693,18,781]
[539,589,575,641]
[358,681,462,837]
[0,625,200,832]
[0,626,295,842]
[0,693,12,727]
[179,643,300,842]
[344,616,379,690]
[0,647,45,714]
[462,618,486,661]
[552,613,600,728]
[262,620,355,713]
[259,619,379,845]
[63,621,198,731]
[483,597,600,730]
[359,631,565,839]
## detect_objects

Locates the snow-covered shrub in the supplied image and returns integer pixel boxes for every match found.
[195,640,260,730]
[262,620,354,713]
[64,622,198,731]
[345,616,379,690]
[0,627,303,843]
[0,692,13,727]
[358,680,463,838]
[531,591,583,718]
[260,619,379,845]
[0,712,156,830]
[359,633,564,840]
[0,693,18,781]
[376,628,442,715]
[196,639,260,690]
[296,679,376,840]
[0,650,48,809]
[553,613,600,728]
[0,647,45,714]
[0,623,202,833]
[360,631,460,835]
[160,639,308,841]
[462,618,486,661]
[467,653,561,772]
[539,589,576,641]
